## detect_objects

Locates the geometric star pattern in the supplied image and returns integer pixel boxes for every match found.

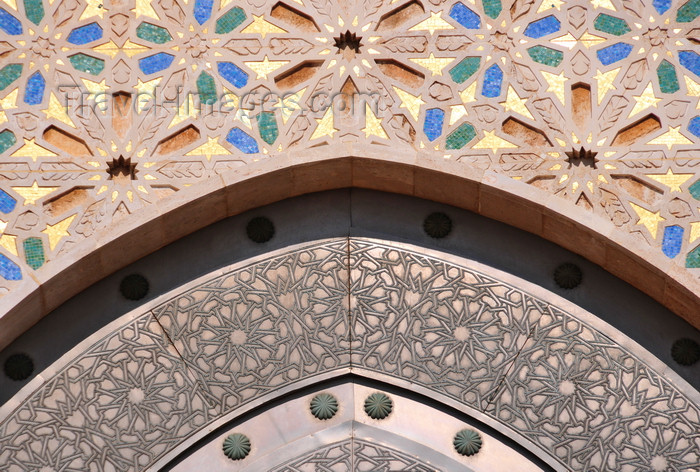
[0,0,699,295]
[0,239,698,471]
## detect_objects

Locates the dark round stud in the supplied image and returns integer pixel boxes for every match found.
[671,338,700,366]
[4,353,34,381]
[553,263,582,289]
[453,429,482,456]
[364,392,393,420]
[120,274,149,301]
[246,217,275,243]
[223,433,251,460]
[310,393,339,420]
[423,212,452,239]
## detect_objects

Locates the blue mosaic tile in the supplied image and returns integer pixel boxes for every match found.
[0,8,21,35]
[679,50,700,77]
[139,53,174,75]
[194,0,214,25]
[653,0,672,14]
[423,108,444,141]
[596,42,633,65]
[67,22,103,45]
[24,71,45,105]
[482,64,503,97]
[662,225,684,258]
[0,253,21,281]
[523,15,560,39]
[0,188,16,213]
[226,127,259,153]
[689,116,700,138]
[218,62,249,88]
[449,2,480,29]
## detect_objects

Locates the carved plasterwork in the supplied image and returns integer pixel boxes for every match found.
[0,238,698,471]
[0,0,698,304]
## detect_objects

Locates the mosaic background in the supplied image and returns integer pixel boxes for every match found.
[0,0,699,296]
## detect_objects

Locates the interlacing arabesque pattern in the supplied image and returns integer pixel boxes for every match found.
[0,239,698,471]
[0,0,698,291]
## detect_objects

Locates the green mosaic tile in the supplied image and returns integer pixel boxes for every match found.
[216,7,246,34]
[482,0,502,18]
[0,130,16,154]
[23,0,44,25]
[256,111,279,145]
[689,178,700,200]
[0,63,21,91]
[23,237,44,270]
[449,57,480,84]
[594,14,630,36]
[446,122,476,149]
[687,244,700,268]
[657,60,680,93]
[677,0,700,22]
[69,54,105,75]
[197,71,217,105]
[136,22,172,44]
[527,46,563,67]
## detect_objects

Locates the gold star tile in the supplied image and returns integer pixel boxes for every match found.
[310,107,337,140]
[93,40,120,59]
[0,234,17,256]
[408,53,455,76]
[392,86,425,121]
[80,0,106,20]
[408,11,454,35]
[82,78,109,106]
[500,86,533,120]
[591,0,616,10]
[244,56,289,80]
[135,77,161,113]
[595,67,620,105]
[279,87,306,124]
[122,40,150,58]
[11,138,57,161]
[12,181,58,205]
[449,104,468,125]
[537,0,564,12]
[645,169,694,192]
[630,202,664,239]
[0,88,18,109]
[169,93,199,128]
[185,136,231,161]
[629,82,662,118]
[241,15,287,38]
[473,130,519,153]
[646,126,693,150]
[541,70,568,106]
[459,81,478,104]
[684,75,700,110]
[578,32,606,48]
[42,214,76,250]
[133,0,159,19]
[550,33,577,50]
[690,222,700,244]
[42,92,75,128]
[363,103,387,139]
